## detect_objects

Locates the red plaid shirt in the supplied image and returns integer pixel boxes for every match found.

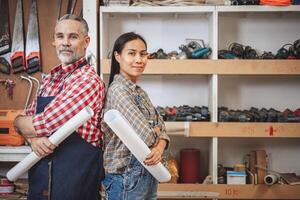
[26,58,105,147]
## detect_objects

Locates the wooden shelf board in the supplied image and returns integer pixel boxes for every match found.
[101,59,300,75]
[217,5,300,12]
[165,122,188,136]
[165,122,300,137]
[101,6,215,13]
[158,184,300,199]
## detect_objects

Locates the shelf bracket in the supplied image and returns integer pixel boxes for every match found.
[173,13,178,19]
[184,121,190,137]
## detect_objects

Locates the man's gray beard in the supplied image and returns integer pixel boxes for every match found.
[58,53,81,65]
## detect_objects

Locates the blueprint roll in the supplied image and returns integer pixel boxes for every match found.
[6,106,94,182]
[104,109,171,183]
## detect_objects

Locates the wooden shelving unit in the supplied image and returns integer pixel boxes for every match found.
[99,5,300,199]
[101,59,300,75]
[158,184,300,199]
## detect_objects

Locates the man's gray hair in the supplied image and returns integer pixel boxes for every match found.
[57,14,89,36]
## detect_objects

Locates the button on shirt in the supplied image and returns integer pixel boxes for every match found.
[101,74,170,173]
[26,58,105,147]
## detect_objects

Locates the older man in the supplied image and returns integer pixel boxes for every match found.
[14,14,105,200]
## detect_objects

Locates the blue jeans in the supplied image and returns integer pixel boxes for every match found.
[102,156,158,200]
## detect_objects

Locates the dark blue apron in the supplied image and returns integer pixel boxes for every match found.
[28,60,104,200]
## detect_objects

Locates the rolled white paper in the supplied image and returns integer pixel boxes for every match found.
[6,106,94,182]
[104,109,171,182]
[264,174,278,185]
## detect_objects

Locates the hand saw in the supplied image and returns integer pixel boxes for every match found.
[0,53,11,74]
[0,0,11,74]
[0,0,11,56]
[26,0,41,74]
[10,0,25,74]
[67,0,78,14]
[56,0,62,21]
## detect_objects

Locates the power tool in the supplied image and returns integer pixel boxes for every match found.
[0,110,25,146]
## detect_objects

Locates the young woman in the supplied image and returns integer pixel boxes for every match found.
[101,32,170,200]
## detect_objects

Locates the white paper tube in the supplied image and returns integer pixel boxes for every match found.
[264,174,278,185]
[6,106,94,182]
[104,109,171,182]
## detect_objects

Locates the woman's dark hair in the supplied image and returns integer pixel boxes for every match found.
[109,32,147,85]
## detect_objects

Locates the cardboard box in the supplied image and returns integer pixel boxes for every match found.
[227,171,246,185]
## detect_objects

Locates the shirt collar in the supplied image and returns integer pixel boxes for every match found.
[50,57,86,76]
[114,74,139,91]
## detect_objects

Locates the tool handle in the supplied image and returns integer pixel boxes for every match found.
[0,39,11,55]
[0,57,11,74]
[26,52,41,74]
[192,48,212,59]
[11,51,25,73]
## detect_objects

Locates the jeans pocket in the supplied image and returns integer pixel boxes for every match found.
[103,174,124,200]
[102,176,113,195]
[124,167,143,192]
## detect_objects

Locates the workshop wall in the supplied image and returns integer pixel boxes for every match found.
[0,0,83,110]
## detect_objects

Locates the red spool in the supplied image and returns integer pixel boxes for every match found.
[180,148,200,183]
[0,178,14,195]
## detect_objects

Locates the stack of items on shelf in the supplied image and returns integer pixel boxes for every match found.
[218,150,267,184]
[0,178,27,200]
[218,39,300,59]
[149,39,211,59]
[224,0,259,5]
[102,0,131,6]
[280,173,300,185]
[131,0,205,6]
[248,150,300,185]
[101,0,300,5]
[227,164,247,184]
[219,150,300,185]
[218,107,300,122]
[218,164,248,184]
[156,105,210,121]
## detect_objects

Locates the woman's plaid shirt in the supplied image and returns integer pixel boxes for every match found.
[101,74,170,173]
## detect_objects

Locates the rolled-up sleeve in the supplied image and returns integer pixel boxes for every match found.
[32,79,101,137]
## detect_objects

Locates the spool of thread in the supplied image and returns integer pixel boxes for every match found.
[180,148,200,183]
[264,174,278,185]
[0,178,14,195]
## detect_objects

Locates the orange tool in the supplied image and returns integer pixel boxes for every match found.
[0,110,25,146]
